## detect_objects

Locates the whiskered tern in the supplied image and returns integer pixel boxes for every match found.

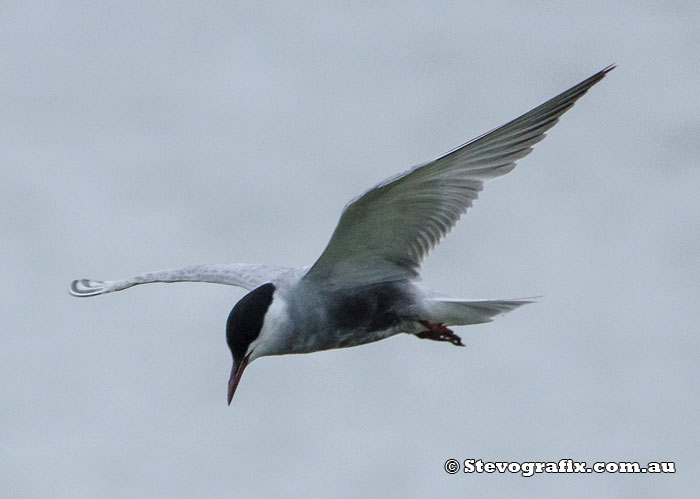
[70,66,614,404]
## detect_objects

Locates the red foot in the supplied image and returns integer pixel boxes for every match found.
[416,320,464,347]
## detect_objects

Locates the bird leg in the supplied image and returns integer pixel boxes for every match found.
[416,320,464,347]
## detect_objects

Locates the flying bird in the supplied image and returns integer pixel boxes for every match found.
[70,65,614,404]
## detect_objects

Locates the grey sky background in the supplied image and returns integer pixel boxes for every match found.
[3,2,699,497]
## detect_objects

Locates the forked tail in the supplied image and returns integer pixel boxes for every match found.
[425,297,536,326]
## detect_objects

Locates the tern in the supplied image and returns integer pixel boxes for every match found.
[70,65,614,404]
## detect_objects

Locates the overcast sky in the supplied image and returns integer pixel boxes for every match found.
[3,2,699,497]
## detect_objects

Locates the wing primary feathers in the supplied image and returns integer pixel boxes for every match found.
[303,66,615,289]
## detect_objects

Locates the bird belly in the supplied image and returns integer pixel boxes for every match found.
[283,282,424,354]
[289,322,409,354]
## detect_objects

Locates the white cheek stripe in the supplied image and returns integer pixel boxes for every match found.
[247,294,288,358]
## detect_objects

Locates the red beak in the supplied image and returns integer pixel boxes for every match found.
[227,354,250,405]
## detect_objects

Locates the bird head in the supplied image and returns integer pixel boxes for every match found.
[225,282,276,404]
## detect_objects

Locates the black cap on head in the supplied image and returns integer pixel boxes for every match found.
[226,283,275,404]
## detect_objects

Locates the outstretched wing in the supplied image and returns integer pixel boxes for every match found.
[303,66,614,289]
[69,263,302,297]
